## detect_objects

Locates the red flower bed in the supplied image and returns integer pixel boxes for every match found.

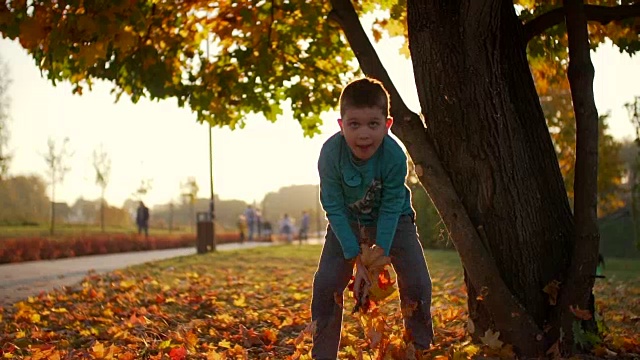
[0,232,257,264]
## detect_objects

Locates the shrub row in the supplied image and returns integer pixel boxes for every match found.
[0,232,249,264]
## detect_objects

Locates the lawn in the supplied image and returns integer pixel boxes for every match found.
[0,245,638,359]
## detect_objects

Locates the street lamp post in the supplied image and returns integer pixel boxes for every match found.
[209,124,216,251]
[206,21,216,252]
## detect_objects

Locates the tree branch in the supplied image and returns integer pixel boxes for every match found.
[523,4,640,43]
[558,0,601,350]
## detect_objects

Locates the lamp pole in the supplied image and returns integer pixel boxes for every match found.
[206,22,216,252]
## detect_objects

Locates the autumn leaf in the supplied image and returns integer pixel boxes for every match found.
[570,305,593,320]
[479,329,503,349]
[239,324,264,347]
[169,347,187,360]
[543,279,561,305]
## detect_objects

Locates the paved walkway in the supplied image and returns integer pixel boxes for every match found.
[0,239,323,307]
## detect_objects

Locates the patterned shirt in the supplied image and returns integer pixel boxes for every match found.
[318,132,414,259]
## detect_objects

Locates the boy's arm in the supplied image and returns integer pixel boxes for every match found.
[318,150,360,260]
[375,158,408,256]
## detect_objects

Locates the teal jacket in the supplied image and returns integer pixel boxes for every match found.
[318,132,414,259]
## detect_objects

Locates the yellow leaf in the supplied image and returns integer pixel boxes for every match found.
[206,350,223,360]
[218,339,231,349]
[119,280,136,290]
[233,294,247,307]
[91,341,105,358]
[479,329,503,349]
[30,313,41,323]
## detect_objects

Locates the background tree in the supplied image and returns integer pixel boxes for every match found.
[181,177,199,232]
[539,86,626,216]
[407,157,451,249]
[92,145,111,232]
[261,184,327,235]
[0,54,11,179]
[0,175,49,225]
[625,96,640,246]
[132,178,153,201]
[43,137,72,235]
[3,0,640,356]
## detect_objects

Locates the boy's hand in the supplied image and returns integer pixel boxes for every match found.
[360,245,389,278]
[350,244,393,313]
[353,255,372,310]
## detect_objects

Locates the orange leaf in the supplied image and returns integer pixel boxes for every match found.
[569,305,592,320]
[169,347,187,360]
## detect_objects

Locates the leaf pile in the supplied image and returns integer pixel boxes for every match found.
[0,246,638,359]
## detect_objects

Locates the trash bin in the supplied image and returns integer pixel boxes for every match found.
[196,212,214,254]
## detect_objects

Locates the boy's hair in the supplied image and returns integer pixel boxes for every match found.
[339,77,390,118]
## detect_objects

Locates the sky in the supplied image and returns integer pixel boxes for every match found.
[0,32,638,209]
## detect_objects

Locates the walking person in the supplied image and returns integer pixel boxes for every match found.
[136,201,150,238]
[244,205,256,241]
[299,210,310,244]
[280,213,293,244]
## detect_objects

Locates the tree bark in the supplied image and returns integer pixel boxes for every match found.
[558,0,600,350]
[403,0,574,355]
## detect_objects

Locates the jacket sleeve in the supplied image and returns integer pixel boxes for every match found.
[375,156,408,255]
[318,147,360,259]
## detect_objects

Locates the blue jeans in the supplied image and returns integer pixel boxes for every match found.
[310,215,433,359]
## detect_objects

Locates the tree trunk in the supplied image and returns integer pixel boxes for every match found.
[100,189,105,232]
[406,0,575,349]
[559,0,600,349]
[50,179,55,236]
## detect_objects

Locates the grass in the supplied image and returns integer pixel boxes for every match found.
[600,256,640,282]
[1,245,637,359]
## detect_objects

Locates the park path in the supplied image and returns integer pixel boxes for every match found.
[0,239,323,307]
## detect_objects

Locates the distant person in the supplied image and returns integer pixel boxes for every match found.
[255,208,263,240]
[279,213,293,243]
[312,77,433,358]
[299,210,310,243]
[136,201,150,238]
[237,214,247,243]
[262,221,273,242]
[244,205,256,241]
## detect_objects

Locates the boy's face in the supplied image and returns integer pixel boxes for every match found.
[338,107,392,161]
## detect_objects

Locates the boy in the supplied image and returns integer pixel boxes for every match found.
[312,77,433,359]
